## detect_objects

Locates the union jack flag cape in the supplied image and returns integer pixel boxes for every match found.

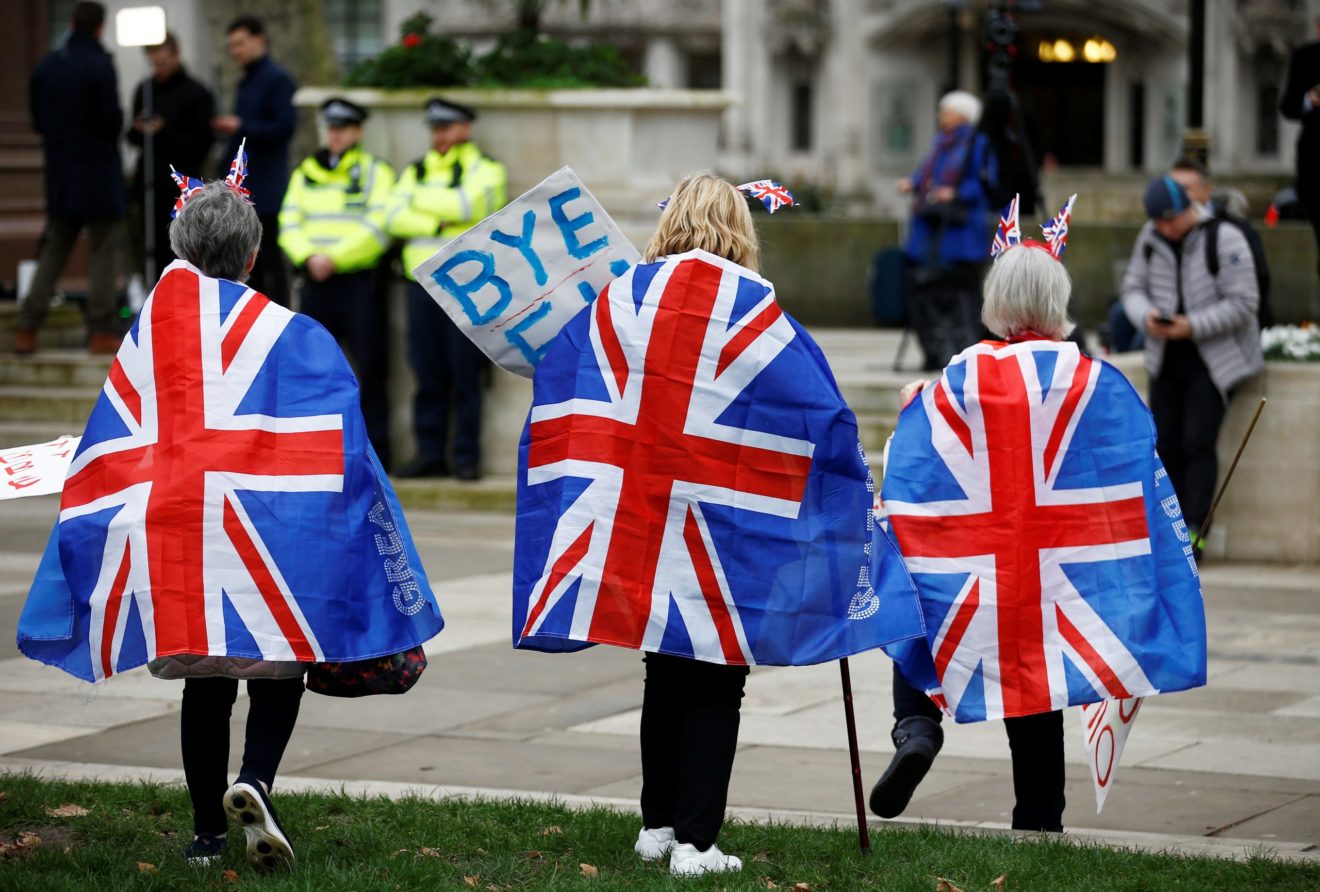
[882,339,1205,721]
[512,249,924,666]
[18,261,443,682]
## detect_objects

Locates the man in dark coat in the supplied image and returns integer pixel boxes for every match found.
[1281,14,1320,288]
[212,15,297,307]
[18,1,124,355]
[127,32,214,282]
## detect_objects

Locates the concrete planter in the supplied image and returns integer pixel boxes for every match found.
[1108,355,1320,564]
[294,86,733,237]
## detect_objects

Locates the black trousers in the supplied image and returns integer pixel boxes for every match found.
[180,676,305,836]
[300,269,392,468]
[906,262,987,371]
[1297,179,1320,287]
[21,215,121,335]
[247,214,289,307]
[1150,343,1227,531]
[406,281,485,471]
[639,653,749,851]
[893,673,1065,832]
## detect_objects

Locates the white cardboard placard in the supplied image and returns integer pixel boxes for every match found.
[0,436,81,500]
[1079,696,1143,813]
[411,166,640,378]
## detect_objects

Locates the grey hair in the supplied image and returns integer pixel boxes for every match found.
[939,90,982,126]
[168,181,262,282]
[982,245,1075,340]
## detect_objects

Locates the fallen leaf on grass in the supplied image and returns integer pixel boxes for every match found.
[314,825,329,831]
[0,791,7,802]
[793,884,812,892]
[991,875,1006,891]
[221,868,241,885]
[418,847,442,858]
[580,863,599,878]
[137,862,157,873]
[0,831,42,860]
[760,879,778,889]
[45,804,89,818]
[463,876,480,887]
[753,851,770,863]
[521,850,543,860]
[935,880,964,892]
[540,826,563,836]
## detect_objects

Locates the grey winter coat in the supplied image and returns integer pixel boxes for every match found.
[1121,213,1263,397]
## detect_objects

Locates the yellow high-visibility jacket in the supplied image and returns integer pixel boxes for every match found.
[278,146,395,274]
[385,141,508,280]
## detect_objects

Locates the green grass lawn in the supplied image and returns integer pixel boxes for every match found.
[0,774,1315,891]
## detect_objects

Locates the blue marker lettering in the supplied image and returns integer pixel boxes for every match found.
[490,209,547,287]
[505,299,556,367]
[549,187,608,260]
[430,251,511,325]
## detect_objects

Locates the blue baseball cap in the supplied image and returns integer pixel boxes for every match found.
[1143,175,1190,220]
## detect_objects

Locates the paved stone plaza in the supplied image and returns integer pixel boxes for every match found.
[1,491,1317,861]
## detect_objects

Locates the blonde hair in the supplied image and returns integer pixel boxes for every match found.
[982,245,1075,340]
[643,174,760,270]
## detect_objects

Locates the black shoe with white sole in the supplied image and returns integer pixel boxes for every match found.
[869,716,944,819]
[182,832,228,866]
[223,780,294,871]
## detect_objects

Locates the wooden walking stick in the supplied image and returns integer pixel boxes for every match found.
[839,658,872,855]
[1196,397,1266,544]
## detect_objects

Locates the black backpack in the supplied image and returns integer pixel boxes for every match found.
[1204,214,1274,328]
[1141,216,1274,329]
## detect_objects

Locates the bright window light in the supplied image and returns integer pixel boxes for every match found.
[115,6,167,48]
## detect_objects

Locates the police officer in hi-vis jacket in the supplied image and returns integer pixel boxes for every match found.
[386,98,507,481]
[279,97,395,466]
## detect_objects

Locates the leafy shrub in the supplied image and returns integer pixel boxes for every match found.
[343,13,644,90]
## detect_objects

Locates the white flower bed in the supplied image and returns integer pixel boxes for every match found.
[1261,324,1320,362]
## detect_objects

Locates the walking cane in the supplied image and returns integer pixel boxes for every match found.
[839,658,872,855]
[1196,397,1266,545]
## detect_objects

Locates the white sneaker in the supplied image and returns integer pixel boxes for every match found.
[668,842,743,876]
[634,826,675,860]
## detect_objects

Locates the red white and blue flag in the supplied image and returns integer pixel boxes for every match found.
[170,166,206,219]
[18,261,442,682]
[225,137,250,197]
[736,180,797,215]
[881,339,1205,721]
[990,194,1021,259]
[512,249,923,666]
[1041,193,1077,259]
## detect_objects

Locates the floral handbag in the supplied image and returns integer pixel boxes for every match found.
[305,646,427,698]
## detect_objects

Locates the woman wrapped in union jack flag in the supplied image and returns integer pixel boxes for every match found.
[870,199,1205,831]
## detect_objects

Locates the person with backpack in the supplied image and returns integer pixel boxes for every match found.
[1169,158,1273,328]
[1121,176,1263,555]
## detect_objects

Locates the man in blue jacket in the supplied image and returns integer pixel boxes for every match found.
[18,1,124,355]
[212,15,297,307]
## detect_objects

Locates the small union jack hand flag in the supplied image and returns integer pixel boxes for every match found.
[169,165,206,219]
[737,180,797,214]
[1041,193,1078,259]
[224,137,251,200]
[990,194,1021,259]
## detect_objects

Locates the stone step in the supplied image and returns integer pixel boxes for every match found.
[0,420,82,449]
[0,385,100,424]
[0,302,88,349]
[0,351,112,388]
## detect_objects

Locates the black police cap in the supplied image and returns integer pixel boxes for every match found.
[424,97,477,126]
[320,97,368,127]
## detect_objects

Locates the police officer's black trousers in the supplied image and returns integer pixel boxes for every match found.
[249,214,290,308]
[892,672,1065,831]
[639,652,749,851]
[406,281,484,472]
[180,676,304,836]
[300,269,392,468]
